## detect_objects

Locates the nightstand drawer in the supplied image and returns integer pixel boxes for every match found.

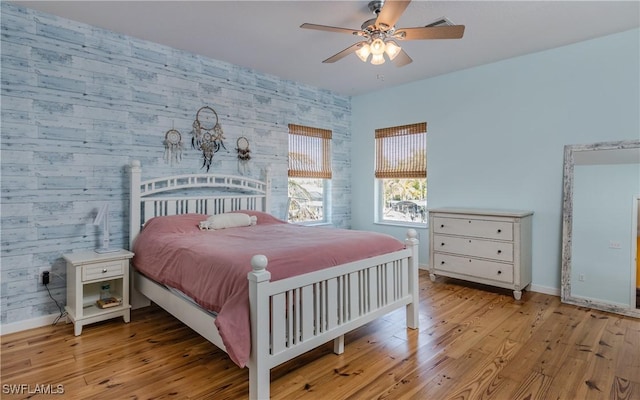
[82,261,123,281]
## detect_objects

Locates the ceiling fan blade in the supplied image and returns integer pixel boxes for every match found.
[375,0,411,30]
[392,49,412,67]
[322,42,366,63]
[395,25,465,40]
[300,23,361,36]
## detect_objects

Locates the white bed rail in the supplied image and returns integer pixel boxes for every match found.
[248,230,419,399]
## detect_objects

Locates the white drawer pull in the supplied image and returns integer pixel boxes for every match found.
[102,269,107,273]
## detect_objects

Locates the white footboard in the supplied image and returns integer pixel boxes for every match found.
[247,230,419,400]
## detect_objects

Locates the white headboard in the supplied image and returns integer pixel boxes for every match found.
[129,160,270,248]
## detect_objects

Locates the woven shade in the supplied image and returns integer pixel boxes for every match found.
[288,124,332,179]
[375,122,427,179]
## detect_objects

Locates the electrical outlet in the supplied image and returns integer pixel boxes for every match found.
[609,241,622,249]
[42,271,50,285]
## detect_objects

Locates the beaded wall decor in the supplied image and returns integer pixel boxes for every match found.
[191,106,227,172]
[163,128,183,166]
[236,136,251,174]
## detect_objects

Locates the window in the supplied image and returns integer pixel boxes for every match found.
[288,124,332,223]
[375,122,427,224]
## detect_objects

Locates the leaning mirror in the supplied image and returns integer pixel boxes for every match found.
[561,140,640,318]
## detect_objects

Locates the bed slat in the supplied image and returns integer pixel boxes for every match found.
[271,293,286,355]
[326,278,338,331]
[301,285,314,341]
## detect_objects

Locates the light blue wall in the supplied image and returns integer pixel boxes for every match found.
[572,163,639,306]
[352,28,640,292]
[0,3,351,326]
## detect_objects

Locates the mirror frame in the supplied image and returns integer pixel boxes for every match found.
[561,140,640,318]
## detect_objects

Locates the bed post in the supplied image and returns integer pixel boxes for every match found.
[248,254,271,400]
[129,160,150,310]
[405,229,419,329]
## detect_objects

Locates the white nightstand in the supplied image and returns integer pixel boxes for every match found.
[63,249,134,336]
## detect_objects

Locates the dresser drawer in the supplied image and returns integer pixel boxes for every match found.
[433,234,514,262]
[433,217,513,240]
[82,261,124,281]
[433,253,514,284]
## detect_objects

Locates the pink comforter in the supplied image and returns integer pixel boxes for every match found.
[132,211,405,367]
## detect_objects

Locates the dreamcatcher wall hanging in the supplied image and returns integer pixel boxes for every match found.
[236,136,251,174]
[191,106,227,172]
[163,128,183,166]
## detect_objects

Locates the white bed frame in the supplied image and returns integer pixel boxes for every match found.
[128,160,419,399]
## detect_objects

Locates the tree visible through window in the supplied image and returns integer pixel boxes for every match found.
[288,124,332,223]
[375,122,427,224]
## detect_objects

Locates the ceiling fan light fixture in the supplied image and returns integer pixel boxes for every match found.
[384,40,401,60]
[370,38,386,55]
[355,43,371,62]
[370,53,385,65]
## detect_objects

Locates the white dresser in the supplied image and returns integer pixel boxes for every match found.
[428,208,533,300]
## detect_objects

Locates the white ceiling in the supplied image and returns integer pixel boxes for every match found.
[12,1,640,96]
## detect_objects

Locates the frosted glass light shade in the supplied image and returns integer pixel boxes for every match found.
[370,53,385,65]
[384,41,401,61]
[355,43,371,62]
[370,38,385,55]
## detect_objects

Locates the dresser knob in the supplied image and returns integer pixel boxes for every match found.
[440,224,444,228]
[497,270,502,275]
[441,242,445,246]
[102,269,107,273]
[441,261,445,265]
[497,250,502,254]
[497,229,502,233]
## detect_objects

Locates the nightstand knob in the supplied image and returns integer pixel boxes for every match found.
[497,229,502,233]
[440,261,445,265]
[497,250,502,254]
[497,270,502,275]
[102,268,107,273]
[441,242,445,246]
[440,224,444,228]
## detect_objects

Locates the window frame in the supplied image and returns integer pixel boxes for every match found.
[374,122,427,227]
[287,124,332,224]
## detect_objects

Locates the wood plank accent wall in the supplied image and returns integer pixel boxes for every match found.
[0,3,351,326]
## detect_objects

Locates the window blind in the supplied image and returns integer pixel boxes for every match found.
[375,122,427,179]
[288,124,332,179]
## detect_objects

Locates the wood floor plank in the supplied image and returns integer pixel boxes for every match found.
[610,376,640,400]
[616,322,640,383]
[578,313,631,400]
[2,272,639,400]
[507,371,553,400]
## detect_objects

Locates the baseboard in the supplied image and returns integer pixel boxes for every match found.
[0,313,63,336]
[421,265,560,297]
[528,284,560,297]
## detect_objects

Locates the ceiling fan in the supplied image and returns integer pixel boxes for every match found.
[300,0,465,67]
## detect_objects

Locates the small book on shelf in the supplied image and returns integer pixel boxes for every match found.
[96,297,121,309]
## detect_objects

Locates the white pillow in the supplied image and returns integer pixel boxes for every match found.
[199,213,257,230]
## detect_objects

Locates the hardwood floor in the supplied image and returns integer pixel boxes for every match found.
[2,270,639,399]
